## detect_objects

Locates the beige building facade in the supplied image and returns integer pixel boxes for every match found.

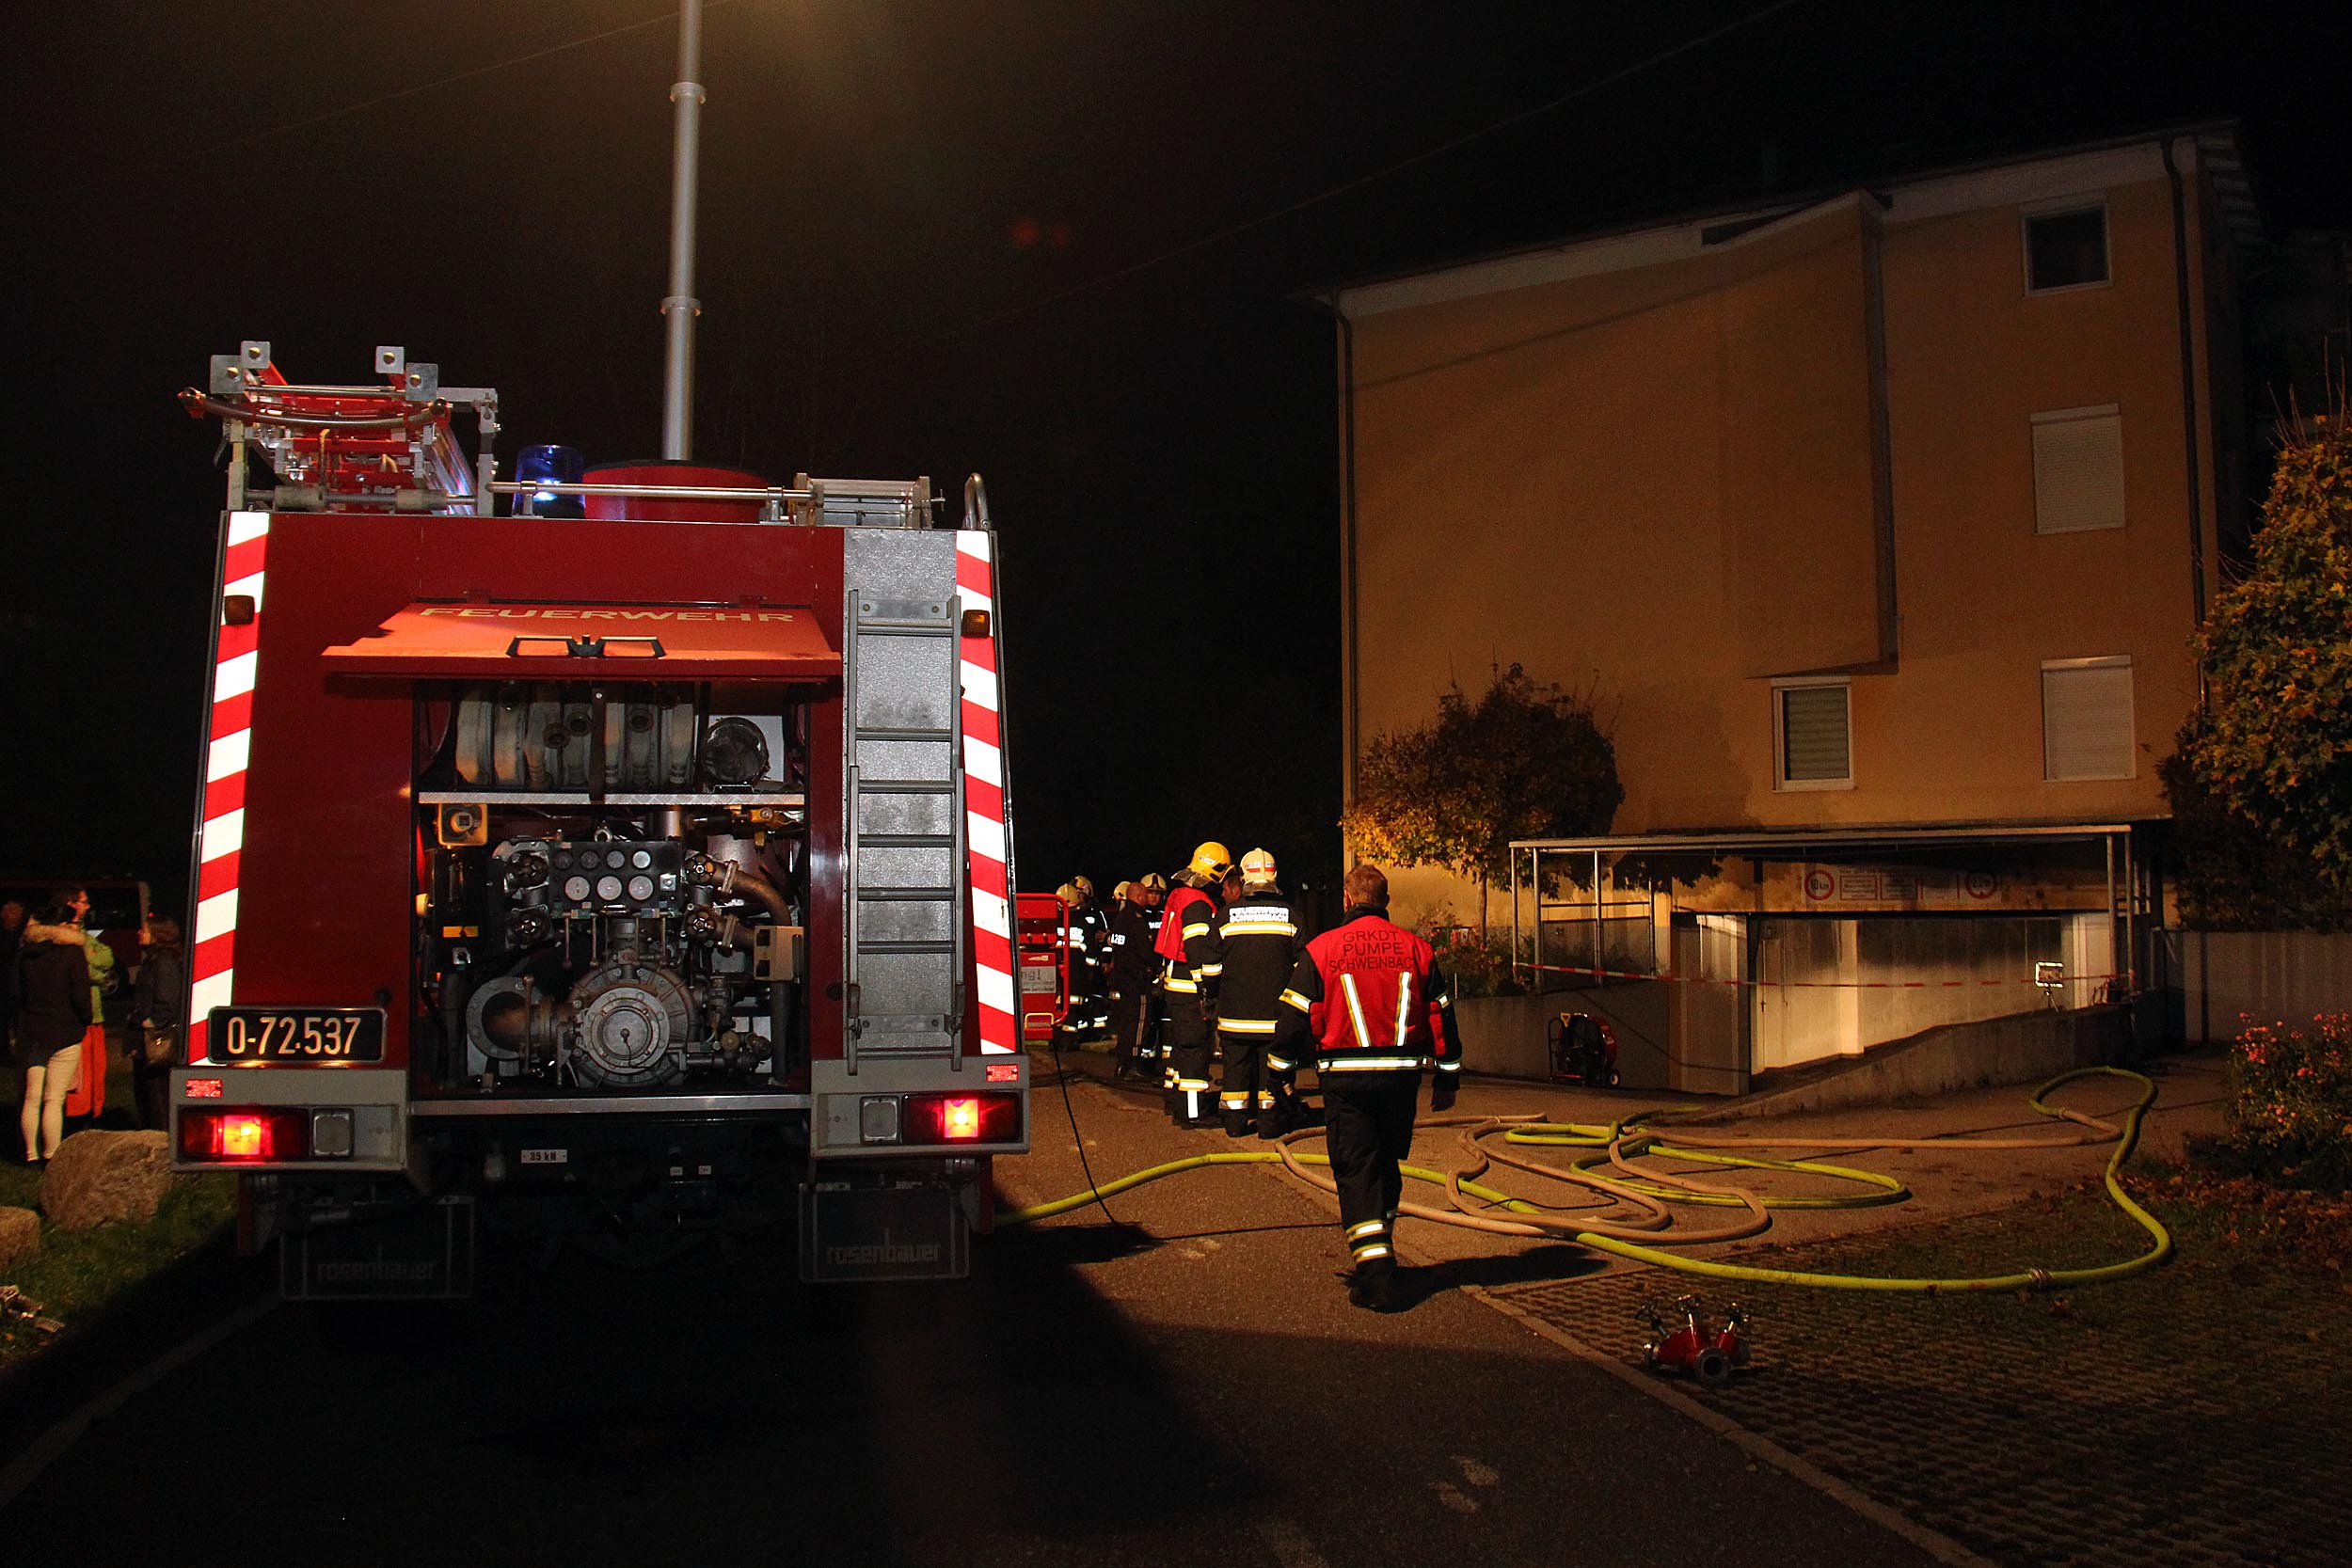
[1324,131,2259,1082]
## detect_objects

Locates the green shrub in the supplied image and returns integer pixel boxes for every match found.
[2198,1012,2352,1191]
[1418,912,1526,999]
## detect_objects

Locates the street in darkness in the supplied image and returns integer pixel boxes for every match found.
[2,1062,1944,1568]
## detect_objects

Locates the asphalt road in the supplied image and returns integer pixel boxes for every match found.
[1,1059,1947,1567]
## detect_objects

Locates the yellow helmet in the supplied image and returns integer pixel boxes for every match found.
[1073,875,1095,898]
[1138,872,1169,893]
[1239,847,1278,887]
[1112,879,1133,901]
[1187,841,1232,881]
[1055,881,1079,905]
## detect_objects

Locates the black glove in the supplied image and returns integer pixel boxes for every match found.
[1429,1077,1457,1114]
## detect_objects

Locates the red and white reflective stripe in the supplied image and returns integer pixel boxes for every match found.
[957,531,1016,1055]
[188,511,269,1062]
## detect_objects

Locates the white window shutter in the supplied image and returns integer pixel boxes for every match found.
[2042,660,2135,781]
[2033,407,2125,534]
[1780,685,1850,782]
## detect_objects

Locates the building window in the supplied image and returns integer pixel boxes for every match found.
[2025,203,2108,292]
[2032,405,2125,533]
[2042,657,2136,781]
[1774,681,1851,790]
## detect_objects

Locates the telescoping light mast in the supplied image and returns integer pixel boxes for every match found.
[660,0,705,461]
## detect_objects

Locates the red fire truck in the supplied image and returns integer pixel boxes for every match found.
[171,341,1028,1294]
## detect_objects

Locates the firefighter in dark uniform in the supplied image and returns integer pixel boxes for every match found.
[1214,847,1306,1138]
[1154,841,1230,1128]
[1105,875,1161,1079]
[1069,876,1112,1034]
[1134,872,1170,1079]
[1277,863,1461,1310]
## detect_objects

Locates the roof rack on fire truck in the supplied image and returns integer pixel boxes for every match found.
[488,473,941,528]
[183,340,500,515]
[184,341,961,530]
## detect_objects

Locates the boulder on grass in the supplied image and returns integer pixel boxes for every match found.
[0,1205,38,1270]
[40,1130,177,1229]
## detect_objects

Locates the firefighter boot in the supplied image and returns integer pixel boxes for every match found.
[1347,1256,1400,1312]
[1260,1074,1297,1138]
[1220,1098,1255,1139]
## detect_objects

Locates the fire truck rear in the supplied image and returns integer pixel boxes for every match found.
[171,341,1027,1295]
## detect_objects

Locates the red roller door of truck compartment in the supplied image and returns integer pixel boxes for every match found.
[323,601,839,680]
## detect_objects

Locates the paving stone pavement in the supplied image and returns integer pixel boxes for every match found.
[1493,1206,2349,1568]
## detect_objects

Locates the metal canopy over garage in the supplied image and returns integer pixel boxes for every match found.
[1501,822,2160,1094]
[1507,821,2153,993]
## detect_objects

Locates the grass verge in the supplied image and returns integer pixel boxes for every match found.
[2,1060,239,1370]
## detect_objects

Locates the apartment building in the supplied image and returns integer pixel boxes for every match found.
[1319,127,2263,1085]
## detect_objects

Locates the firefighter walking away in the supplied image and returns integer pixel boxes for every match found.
[1278,863,1460,1310]
[1215,848,1306,1138]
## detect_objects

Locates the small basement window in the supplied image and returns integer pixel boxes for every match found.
[1775,681,1851,789]
[2032,405,2125,533]
[2042,657,2136,781]
[2025,204,2109,292]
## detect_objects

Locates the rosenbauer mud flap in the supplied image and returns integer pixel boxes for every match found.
[799,1165,979,1282]
[279,1194,477,1300]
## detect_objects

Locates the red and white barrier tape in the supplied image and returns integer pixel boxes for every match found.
[1518,961,2129,991]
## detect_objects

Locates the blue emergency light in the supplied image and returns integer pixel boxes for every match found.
[514,443,586,517]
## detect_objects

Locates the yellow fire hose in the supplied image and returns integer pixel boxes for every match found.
[998,1067,2170,1293]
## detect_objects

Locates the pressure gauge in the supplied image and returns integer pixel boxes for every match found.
[563,876,592,902]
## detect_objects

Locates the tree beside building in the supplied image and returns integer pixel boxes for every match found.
[1342,664,1621,927]
[2164,406,2352,929]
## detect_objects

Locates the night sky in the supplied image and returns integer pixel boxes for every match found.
[3,0,2344,917]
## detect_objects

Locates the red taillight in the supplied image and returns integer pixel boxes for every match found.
[180,1108,309,1162]
[901,1092,1021,1146]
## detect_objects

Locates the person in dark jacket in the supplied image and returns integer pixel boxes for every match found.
[132,914,187,1131]
[1104,876,1162,1080]
[16,902,93,1164]
[1214,848,1306,1138]
[1055,878,1111,1040]
[1277,863,1462,1310]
